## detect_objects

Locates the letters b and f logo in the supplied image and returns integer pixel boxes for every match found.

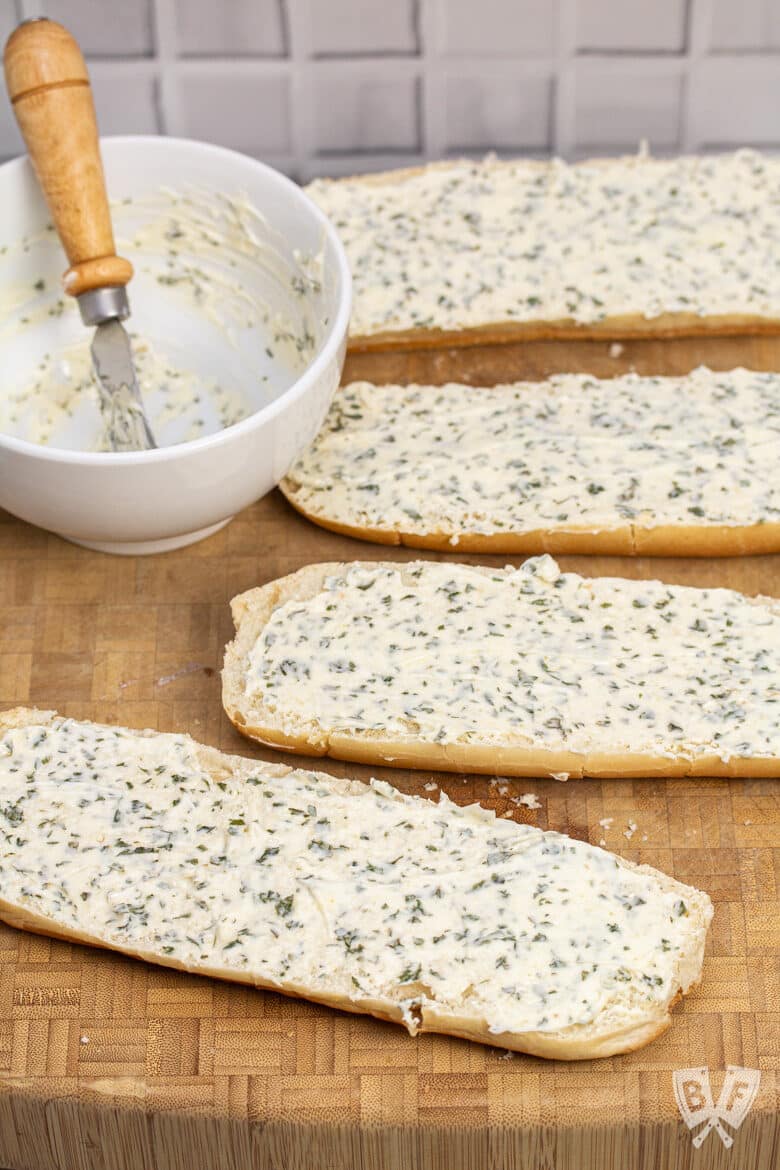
[673,1066,761,1148]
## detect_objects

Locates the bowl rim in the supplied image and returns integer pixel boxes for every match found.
[0,134,352,466]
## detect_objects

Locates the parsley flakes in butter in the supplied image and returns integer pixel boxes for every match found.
[307,151,780,337]
[0,715,709,1038]
[283,368,780,536]
[246,558,780,764]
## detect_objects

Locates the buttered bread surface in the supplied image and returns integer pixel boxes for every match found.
[0,324,777,1144]
[227,557,780,777]
[307,152,780,343]
[281,368,780,554]
[0,710,712,1059]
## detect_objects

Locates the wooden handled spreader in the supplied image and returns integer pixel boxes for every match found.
[4,17,155,451]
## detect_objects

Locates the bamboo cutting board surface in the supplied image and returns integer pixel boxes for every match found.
[0,336,778,1170]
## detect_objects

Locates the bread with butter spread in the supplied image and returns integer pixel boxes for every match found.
[305,153,780,350]
[280,370,780,557]
[223,557,780,779]
[0,707,712,1059]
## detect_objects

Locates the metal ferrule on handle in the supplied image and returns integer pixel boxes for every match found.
[78,285,131,326]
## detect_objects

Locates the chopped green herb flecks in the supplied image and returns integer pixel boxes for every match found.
[283,370,779,536]
[0,715,710,1039]
[247,557,779,764]
[306,152,780,338]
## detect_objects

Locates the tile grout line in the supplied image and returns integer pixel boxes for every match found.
[418,0,443,161]
[284,0,312,182]
[682,0,714,151]
[553,0,577,157]
[150,0,180,136]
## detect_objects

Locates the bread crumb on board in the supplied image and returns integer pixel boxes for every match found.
[596,816,648,846]
[491,781,543,811]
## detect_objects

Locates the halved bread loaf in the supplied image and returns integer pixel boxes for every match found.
[0,707,712,1059]
[305,153,780,349]
[280,369,780,557]
[223,557,780,779]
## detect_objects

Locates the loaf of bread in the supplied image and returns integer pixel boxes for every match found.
[224,557,780,779]
[280,368,780,557]
[0,707,712,1059]
[305,152,780,349]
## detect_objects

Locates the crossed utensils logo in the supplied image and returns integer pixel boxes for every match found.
[673,1066,761,1148]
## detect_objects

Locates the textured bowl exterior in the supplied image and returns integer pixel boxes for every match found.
[0,137,351,552]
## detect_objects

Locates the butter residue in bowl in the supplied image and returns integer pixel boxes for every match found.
[0,186,330,452]
[1,337,251,451]
[117,187,324,363]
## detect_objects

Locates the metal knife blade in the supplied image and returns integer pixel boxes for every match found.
[90,319,156,452]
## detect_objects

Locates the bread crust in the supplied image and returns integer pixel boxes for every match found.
[223,563,780,780]
[308,160,780,351]
[347,313,780,353]
[0,706,711,1060]
[0,894,679,1059]
[281,492,780,559]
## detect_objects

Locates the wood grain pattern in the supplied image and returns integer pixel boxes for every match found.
[0,336,778,1169]
[3,19,133,297]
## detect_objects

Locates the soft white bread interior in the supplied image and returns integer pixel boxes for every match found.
[0,707,712,1059]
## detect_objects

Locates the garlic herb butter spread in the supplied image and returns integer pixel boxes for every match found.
[283,369,780,535]
[1,336,249,450]
[0,715,709,1038]
[246,558,780,763]
[306,151,780,337]
[0,187,327,451]
[118,188,323,360]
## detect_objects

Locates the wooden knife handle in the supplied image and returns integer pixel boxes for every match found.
[3,18,133,297]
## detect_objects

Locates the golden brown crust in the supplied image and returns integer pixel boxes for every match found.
[0,706,710,1060]
[280,492,780,558]
[223,563,780,780]
[228,715,780,779]
[0,895,679,1059]
[346,313,780,353]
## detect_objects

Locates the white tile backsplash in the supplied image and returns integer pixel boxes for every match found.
[0,0,779,170]
[307,0,417,56]
[41,0,154,57]
[312,75,420,153]
[0,81,22,160]
[91,73,160,136]
[1,3,23,157]
[689,58,780,145]
[440,0,557,57]
[574,64,682,150]
[576,0,686,52]
[176,73,291,156]
[174,0,286,57]
[709,0,780,51]
[0,0,19,44]
[444,73,551,151]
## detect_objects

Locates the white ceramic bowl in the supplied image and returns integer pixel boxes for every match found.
[0,136,351,554]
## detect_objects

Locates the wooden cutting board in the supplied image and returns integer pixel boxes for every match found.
[0,336,778,1170]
